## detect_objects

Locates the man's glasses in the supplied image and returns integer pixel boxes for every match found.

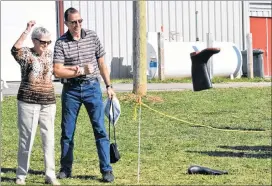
[34,38,52,45]
[67,19,83,26]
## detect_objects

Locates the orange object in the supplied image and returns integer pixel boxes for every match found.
[250,17,272,77]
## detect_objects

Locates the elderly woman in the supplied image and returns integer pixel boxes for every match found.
[11,20,60,185]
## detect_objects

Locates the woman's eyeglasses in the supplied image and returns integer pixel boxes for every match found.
[67,19,83,26]
[34,38,52,45]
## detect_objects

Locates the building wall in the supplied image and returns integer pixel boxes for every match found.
[1,1,58,82]
[248,1,272,77]
[249,1,272,17]
[2,1,270,81]
[63,1,244,78]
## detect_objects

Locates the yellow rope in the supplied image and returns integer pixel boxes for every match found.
[133,101,271,133]
[134,103,139,121]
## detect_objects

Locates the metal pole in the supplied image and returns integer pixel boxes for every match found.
[195,11,199,41]
[207,33,214,79]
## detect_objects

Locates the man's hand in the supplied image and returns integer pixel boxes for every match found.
[106,87,116,98]
[79,64,94,75]
[69,66,81,75]
[64,65,81,76]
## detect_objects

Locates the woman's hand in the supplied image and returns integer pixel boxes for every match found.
[26,20,36,32]
[13,20,36,49]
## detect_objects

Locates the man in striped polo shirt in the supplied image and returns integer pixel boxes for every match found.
[53,7,115,182]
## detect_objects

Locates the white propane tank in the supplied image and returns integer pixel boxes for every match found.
[163,41,242,78]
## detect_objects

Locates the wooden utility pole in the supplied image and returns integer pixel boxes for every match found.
[132,1,147,96]
[247,33,254,78]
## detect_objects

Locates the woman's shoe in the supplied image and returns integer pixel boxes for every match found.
[16,178,26,185]
[45,177,61,185]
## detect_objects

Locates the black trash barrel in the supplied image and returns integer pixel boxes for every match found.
[241,49,264,77]
[190,48,220,91]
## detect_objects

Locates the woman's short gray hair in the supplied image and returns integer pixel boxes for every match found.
[31,27,51,39]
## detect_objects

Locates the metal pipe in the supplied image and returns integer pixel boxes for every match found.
[195,11,199,41]
[57,1,64,36]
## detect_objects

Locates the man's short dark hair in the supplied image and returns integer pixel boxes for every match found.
[64,7,79,21]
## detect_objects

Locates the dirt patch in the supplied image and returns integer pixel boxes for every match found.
[118,93,164,103]
[145,95,164,103]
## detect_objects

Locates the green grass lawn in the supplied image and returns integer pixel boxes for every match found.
[1,87,271,185]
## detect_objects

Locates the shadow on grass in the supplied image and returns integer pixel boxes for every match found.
[73,175,98,180]
[73,174,115,183]
[1,177,16,183]
[217,126,266,131]
[1,168,44,184]
[72,175,108,183]
[191,125,267,132]
[1,168,100,182]
[186,146,272,159]
[0,177,46,185]
[218,145,272,152]
[1,167,44,175]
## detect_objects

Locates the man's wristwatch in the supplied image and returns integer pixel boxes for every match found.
[106,84,113,89]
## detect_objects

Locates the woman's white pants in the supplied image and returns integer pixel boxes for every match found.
[16,100,57,180]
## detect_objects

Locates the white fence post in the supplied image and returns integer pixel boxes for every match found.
[158,32,165,80]
[207,33,214,79]
[1,79,9,102]
[247,33,254,78]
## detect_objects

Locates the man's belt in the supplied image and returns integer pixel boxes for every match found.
[61,77,97,84]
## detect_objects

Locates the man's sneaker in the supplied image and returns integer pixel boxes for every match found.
[102,171,114,182]
[15,178,26,185]
[57,171,71,179]
[45,177,61,185]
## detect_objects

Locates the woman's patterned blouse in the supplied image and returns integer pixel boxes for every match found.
[11,47,56,104]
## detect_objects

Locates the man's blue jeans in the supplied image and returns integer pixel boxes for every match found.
[60,79,112,174]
